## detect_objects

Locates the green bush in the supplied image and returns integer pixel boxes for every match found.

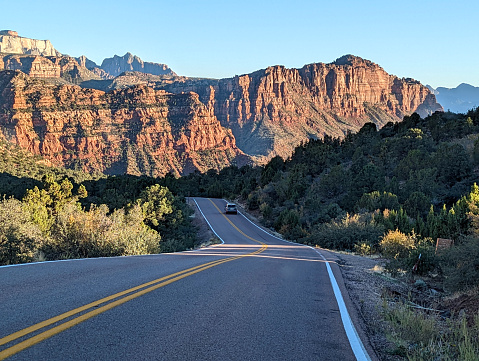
[380,229,415,259]
[0,198,44,265]
[304,213,384,251]
[380,230,437,275]
[440,237,479,292]
[42,203,160,260]
[356,191,400,212]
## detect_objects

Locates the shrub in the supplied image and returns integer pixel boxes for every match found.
[381,230,437,275]
[304,213,384,251]
[0,198,44,265]
[383,300,479,360]
[42,203,160,260]
[380,229,415,260]
[440,237,479,292]
[356,191,400,212]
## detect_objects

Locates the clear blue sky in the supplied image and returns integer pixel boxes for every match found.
[2,0,478,88]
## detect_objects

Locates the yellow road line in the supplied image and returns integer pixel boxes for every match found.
[208,199,267,247]
[0,258,225,347]
[0,249,265,360]
[0,199,267,360]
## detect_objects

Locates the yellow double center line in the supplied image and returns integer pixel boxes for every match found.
[0,199,267,360]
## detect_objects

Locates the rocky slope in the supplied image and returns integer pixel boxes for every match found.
[0,70,248,176]
[0,54,102,84]
[162,55,443,161]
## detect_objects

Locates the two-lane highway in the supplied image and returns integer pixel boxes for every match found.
[0,198,373,360]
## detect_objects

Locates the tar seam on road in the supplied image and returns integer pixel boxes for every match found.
[0,201,268,360]
[224,198,372,361]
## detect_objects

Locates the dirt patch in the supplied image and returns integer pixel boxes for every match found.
[442,292,479,326]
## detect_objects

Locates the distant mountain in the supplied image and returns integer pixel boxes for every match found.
[0,31,444,175]
[427,83,479,113]
[0,30,61,57]
[73,53,176,80]
[100,53,176,78]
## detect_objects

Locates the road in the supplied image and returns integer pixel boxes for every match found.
[0,198,373,360]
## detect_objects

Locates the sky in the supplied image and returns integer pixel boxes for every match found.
[2,0,478,88]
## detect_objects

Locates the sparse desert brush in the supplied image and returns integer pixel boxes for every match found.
[380,229,415,260]
[382,299,479,360]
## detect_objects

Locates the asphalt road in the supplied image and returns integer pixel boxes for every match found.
[0,198,373,360]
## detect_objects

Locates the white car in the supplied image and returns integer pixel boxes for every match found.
[224,203,237,214]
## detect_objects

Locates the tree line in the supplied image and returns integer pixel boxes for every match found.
[170,108,479,291]
[3,107,479,292]
[0,143,197,265]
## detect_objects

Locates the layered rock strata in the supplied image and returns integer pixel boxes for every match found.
[163,55,443,161]
[0,31,60,57]
[0,70,248,176]
[0,54,102,84]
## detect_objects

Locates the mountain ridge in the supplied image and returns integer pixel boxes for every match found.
[0,31,443,175]
[0,70,249,176]
[161,56,443,161]
[0,30,61,57]
[427,83,479,113]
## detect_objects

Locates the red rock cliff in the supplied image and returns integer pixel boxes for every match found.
[164,55,443,161]
[0,70,249,176]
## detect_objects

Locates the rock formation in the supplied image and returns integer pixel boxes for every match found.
[100,53,176,78]
[0,31,60,57]
[0,70,248,176]
[163,55,443,161]
[0,54,102,84]
[0,40,444,175]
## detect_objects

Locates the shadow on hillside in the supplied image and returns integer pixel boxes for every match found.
[0,172,42,199]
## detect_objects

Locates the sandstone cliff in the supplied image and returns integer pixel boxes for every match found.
[0,54,102,84]
[0,70,248,176]
[0,31,60,57]
[162,55,443,161]
[100,53,176,78]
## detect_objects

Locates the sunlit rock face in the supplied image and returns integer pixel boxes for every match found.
[164,55,443,162]
[0,30,61,57]
[0,70,249,176]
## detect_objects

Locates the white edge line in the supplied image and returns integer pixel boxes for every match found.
[227,199,371,361]
[1,197,371,360]
[193,198,225,245]
[311,247,372,361]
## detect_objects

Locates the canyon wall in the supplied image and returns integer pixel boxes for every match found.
[0,70,248,176]
[163,55,443,161]
[0,31,60,57]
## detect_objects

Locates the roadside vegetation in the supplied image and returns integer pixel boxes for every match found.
[3,107,479,358]
[0,142,197,265]
[169,107,479,360]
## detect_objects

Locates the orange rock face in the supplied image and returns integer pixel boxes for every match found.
[164,55,443,161]
[0,54,102,84]
[0,70,249,176]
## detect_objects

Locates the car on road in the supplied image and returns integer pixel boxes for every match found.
[224,203,237,214]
